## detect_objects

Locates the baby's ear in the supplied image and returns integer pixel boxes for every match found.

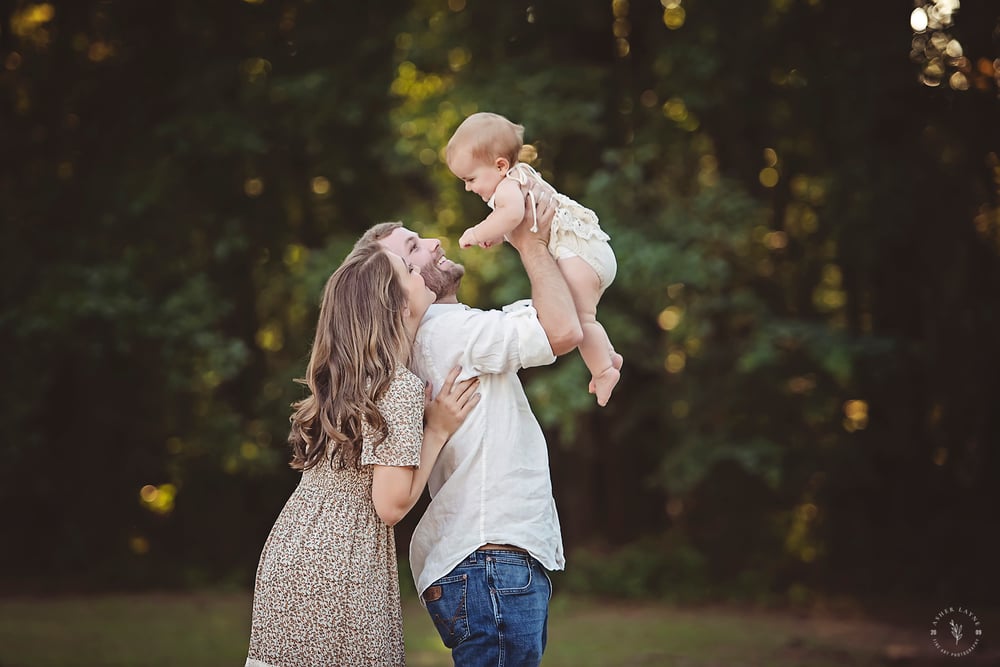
[495,157,510,172]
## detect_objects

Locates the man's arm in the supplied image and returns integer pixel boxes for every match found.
[507,187,583,357]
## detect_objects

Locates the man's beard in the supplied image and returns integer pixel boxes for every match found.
[422,259,465,301]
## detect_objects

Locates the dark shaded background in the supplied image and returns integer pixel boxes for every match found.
[1,0,998,606]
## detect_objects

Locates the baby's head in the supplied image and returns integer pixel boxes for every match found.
[445,113,525,201]
[447,112,524,165]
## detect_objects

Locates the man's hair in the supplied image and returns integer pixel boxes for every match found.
[354,221,402,251]
[446,112,524,166]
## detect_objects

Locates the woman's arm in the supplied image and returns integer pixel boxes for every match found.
[371,367,480,526]
[459,179,526,248]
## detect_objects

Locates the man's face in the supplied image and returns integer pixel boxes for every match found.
[379,227,464,303]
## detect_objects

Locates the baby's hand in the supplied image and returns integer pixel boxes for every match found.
[460,228,503,249]
[459,228,478,249]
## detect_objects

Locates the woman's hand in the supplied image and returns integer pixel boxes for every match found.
[424,366,481,441]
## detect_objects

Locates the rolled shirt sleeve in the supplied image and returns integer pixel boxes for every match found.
[500,299,558,371]
[418,300,556,386]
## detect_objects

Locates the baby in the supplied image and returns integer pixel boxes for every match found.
[446,112,621,406]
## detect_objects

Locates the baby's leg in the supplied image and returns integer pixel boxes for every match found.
[557,255,621,406]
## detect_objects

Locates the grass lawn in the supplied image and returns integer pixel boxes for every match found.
[0,591,978,666]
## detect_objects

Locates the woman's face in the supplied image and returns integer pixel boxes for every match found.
[388,251,435,323]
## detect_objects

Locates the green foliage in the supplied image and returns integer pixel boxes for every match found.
[556,536,713,602]
[1,0,998,603]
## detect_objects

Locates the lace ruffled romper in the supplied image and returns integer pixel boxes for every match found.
[492,163,617,292]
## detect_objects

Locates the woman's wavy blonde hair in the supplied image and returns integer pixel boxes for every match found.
[288,243,411,471]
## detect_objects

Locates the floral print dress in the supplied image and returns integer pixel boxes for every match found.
[246,367,424,667]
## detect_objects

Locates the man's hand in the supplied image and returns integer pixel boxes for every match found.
[507,180,556,254]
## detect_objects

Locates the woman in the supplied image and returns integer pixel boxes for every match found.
[245,243,480,667]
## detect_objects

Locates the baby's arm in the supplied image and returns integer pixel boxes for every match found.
[459,179,526,248]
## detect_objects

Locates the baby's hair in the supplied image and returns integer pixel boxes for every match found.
[446,112,524,166]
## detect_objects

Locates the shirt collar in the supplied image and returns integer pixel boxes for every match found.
[421,302,470,325]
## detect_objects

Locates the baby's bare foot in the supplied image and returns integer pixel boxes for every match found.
[589,366,621,407]
[611,351,624,370]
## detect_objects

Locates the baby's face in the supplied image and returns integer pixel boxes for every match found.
[447,149,506,203]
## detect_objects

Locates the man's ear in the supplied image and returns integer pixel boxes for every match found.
[495,157,510,172]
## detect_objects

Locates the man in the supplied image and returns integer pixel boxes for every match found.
[356,191,581,666]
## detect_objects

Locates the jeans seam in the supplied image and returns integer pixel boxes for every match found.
[491,586,504,667]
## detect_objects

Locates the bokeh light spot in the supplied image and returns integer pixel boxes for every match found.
[843,399,869,431]
[311,176,331,195]
[763,230,787,249]
[662,97,687,122]
[663,5,685,30]
[256,325,284,352]
[759,167,779,188]
[129,536,150,555]
[419,148,437,165]
[139,483,177,515]
[657,306,682,331]
[933,447,948,466]
[448,47,470,72]
[244,177,264,197]
[665,350,686,373]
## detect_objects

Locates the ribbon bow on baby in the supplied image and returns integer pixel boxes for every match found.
[505,163,540,233]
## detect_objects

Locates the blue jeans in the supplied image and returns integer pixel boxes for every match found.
[422,549,552,667]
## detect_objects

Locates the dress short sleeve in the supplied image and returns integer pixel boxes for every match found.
[361,368,424,468]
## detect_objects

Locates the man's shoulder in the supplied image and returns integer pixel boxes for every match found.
[416,301,531,341]
[416,303,475,338]
[422,302,477,323]
[422,300,533,324]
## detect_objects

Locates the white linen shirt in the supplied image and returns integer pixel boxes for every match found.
[408,299,565,599]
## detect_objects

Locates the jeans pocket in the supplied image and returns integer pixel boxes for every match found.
[423,573,470,648]
[489,556,534,595]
